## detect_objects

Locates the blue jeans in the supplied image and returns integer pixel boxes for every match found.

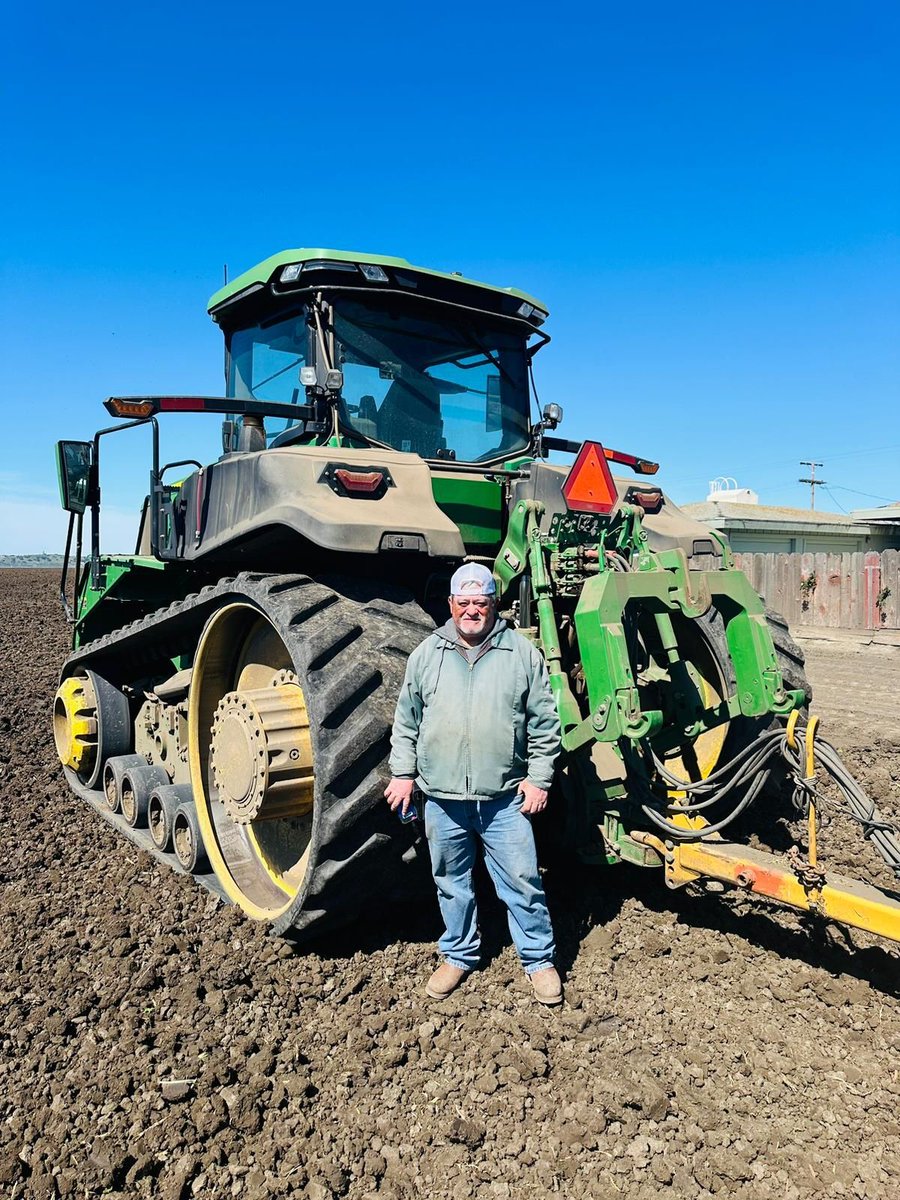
[424,793,556,975]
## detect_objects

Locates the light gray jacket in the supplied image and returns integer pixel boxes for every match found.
[389,618,562,801]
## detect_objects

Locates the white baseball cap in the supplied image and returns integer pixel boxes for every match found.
[450,562,496,596]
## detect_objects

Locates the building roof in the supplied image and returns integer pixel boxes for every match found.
[850,503,900,523]
[683,501,858,531]
[683,500,900,540]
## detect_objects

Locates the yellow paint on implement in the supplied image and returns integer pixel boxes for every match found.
[666,838,900,945]
[52,675,98,773]
[632,708,900,945]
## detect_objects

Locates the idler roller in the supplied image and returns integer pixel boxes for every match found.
[148,783,193,852]
[209,682,313,824]
[172,802,210,874]
[103,754,149,814]
[54,670,130,788]
[121,764,171,829]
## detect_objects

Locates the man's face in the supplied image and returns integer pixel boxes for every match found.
[449,593,495,643]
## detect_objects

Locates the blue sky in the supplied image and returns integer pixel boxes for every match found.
[2,0,897,552]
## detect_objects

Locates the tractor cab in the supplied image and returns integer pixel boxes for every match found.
[207,249,550,464]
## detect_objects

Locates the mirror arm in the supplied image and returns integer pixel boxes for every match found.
[89,417,159,590]
[58,512,76,622]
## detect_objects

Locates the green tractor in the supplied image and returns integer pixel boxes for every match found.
[53,248,900,944]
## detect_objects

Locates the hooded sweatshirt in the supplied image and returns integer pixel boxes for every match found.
[389,617,561,802]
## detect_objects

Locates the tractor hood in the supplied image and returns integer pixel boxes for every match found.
[167,445,466,562]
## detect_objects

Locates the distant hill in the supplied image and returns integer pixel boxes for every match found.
[0,554,66,568]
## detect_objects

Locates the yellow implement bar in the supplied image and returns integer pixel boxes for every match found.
[666,838,900,944]
[629,708,900,944]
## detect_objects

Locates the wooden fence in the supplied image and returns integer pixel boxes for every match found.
[732,550,900,631]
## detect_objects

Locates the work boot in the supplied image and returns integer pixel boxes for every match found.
[529,966,563,1006]
[425,962,468,1000]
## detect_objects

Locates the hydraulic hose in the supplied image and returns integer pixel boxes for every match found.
[785,738,900,878]
[640,720,900,881]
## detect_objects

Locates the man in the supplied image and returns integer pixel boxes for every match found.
[384,563,563,1006]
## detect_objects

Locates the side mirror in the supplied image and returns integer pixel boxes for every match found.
[55,440,93,514]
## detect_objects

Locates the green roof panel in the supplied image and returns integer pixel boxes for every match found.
[207,247,547,315]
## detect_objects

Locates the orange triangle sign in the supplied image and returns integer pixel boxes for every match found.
[562,441,619,514]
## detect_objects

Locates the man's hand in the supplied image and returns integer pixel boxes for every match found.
[518,780,548,815]
[384,777,416,816]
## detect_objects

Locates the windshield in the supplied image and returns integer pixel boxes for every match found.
[334,298,531,461]
[226,298,533,461]
[228,314,310,440]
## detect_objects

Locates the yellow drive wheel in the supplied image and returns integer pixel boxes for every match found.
[190,603,316,921]
[53,669,131,788]
[53,675,99,777]
[664,615,729,786]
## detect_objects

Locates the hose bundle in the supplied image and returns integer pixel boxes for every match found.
[640,722,900,882]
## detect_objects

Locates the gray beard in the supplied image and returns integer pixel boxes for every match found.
[454,613,496,647]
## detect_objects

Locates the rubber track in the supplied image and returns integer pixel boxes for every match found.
[61,572,435,939]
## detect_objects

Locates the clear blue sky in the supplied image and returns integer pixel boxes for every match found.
[2,0,897,552]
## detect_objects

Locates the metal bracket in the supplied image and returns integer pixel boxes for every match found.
[787,711,823,888]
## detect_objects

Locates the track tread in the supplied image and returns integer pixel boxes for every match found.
[306,623,364,672]
[61,571,435,940]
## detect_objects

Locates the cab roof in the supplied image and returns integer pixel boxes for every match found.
[207,247,548,319]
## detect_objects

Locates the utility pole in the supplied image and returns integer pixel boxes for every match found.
[799,461,826,510]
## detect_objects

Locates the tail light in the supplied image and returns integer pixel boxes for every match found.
[334,469,384,494]
[320,463,395,499]
[625,486,663,514]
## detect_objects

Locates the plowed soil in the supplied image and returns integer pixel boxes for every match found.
[2,569,899,1200]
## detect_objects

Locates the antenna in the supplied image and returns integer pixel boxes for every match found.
[799,460,826,510]
[224,263,229,285]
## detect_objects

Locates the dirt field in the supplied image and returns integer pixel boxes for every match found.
[2,570,899,1200]
[797,634,900,747]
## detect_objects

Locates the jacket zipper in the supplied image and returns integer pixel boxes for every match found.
[446,630,499,800]
[465,656,474,796]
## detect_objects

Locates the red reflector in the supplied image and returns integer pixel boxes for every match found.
[335,469,384,494]
[631,488,663,512]
[159,397,207,412]
[562,442,619,515]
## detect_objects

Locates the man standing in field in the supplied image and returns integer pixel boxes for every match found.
[384,563,563,1005]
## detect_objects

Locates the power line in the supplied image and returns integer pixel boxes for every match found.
[822,487,848,514]
[829,485,899,503]
[646,442,900,490]
[808,442,900,464]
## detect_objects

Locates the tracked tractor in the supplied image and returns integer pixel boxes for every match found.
[53,249,900,945]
